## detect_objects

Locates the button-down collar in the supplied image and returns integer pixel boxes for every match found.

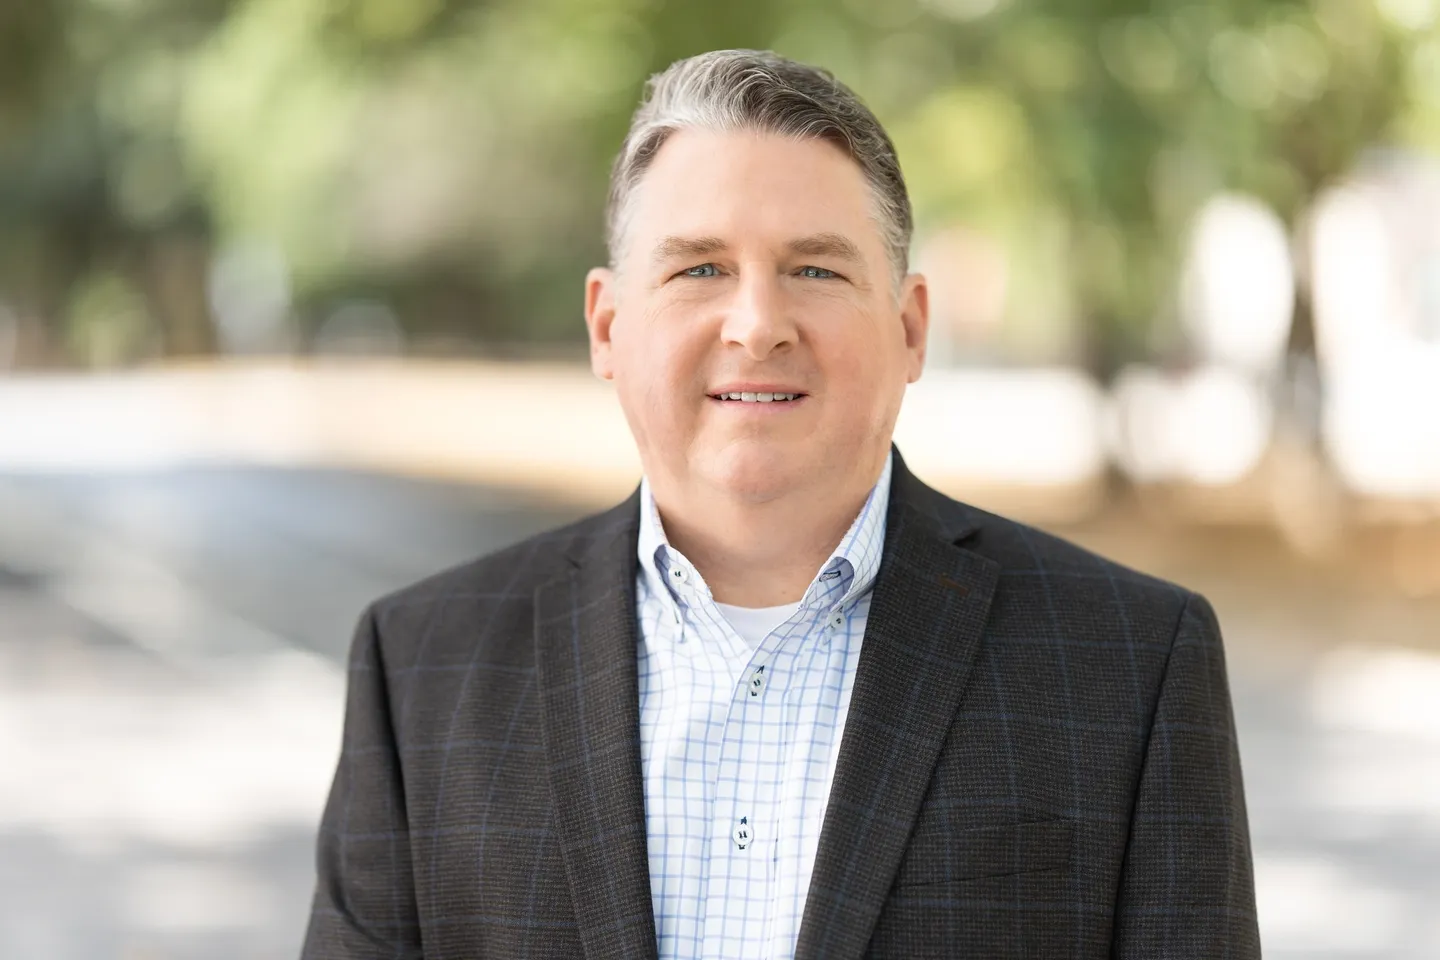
[637,451,892,641]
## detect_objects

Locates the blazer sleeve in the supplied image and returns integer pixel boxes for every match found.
[302,604,424,959]
[1112,592,1261,958]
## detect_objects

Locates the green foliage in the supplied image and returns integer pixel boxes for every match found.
[1,0,1437,367]
[66,269,155,367]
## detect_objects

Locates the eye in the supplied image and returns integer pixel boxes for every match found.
[799,265,838,279]
[681,263,720,278]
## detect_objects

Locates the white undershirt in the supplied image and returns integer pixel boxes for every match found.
[713,600,803,650]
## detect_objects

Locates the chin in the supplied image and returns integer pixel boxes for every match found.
[701,443,805,501]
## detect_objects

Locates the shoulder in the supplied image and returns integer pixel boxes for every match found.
[954,501,1198,644]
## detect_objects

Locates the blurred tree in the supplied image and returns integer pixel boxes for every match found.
[0,5,65,128]
[0,0,1432,370]
[0,0,237,366]
[861,0,1413,372]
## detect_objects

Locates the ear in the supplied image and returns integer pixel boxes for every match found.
[584,267,618,381]
[899,272,929,383]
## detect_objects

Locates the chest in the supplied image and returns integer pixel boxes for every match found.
[634,587,873,959]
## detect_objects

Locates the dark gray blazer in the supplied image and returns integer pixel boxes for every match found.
[302,446,1259,959]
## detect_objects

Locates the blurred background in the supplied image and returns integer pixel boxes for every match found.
[2,0,1439,957]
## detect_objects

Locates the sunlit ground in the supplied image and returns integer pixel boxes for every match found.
[2,366,1438,959]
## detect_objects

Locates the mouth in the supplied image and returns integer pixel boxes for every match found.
[706,390,808,405]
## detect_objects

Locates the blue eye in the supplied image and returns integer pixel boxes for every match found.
[800,266,836,279]
[683,264,719,278]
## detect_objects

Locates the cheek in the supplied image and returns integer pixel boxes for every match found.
[811,316,908,417]
[813,308,903,376]
[612,311,709,409]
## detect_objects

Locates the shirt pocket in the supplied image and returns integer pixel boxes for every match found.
[890,818,1075,888]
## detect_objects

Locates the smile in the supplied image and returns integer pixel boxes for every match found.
[709,392,804,403]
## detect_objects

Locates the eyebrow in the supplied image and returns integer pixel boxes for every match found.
[648,232,865,266]
[786,232,864,264]
[650,235,729,265]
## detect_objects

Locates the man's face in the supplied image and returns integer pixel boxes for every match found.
[585,129,928,503]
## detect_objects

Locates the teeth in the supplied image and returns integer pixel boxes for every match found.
[717,392,800,402]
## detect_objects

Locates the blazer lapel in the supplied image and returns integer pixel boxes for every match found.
[534,492,660,960]
[795,452,1000,960]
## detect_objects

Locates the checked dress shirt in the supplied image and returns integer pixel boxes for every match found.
[634,452,892,960]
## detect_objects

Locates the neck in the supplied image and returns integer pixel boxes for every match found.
[651,454,887,607]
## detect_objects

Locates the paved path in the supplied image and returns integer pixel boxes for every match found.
[1,468,1436,959]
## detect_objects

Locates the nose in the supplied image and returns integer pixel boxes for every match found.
[719,270,797,361]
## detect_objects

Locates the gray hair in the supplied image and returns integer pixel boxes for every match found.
[605,49,913,287]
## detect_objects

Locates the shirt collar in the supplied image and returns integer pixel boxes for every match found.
[636,450,893,612]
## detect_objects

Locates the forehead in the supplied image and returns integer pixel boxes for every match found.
[623,128,884,257]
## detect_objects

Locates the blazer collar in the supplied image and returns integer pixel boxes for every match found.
[794,447,999,960]
[536,444,997,960]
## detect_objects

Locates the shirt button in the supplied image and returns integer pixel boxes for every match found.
[828,610,846,630]
[670,566,687,584]
[748,664,767,697]
[733,817,752,850]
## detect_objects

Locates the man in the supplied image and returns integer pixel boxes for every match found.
[302,50,1259,959]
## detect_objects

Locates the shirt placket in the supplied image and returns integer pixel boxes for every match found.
[635,456,890,960]
[700,626,794,958]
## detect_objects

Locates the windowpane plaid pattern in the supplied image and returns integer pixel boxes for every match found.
[301,445,1258,960]
[634,453,891,960]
